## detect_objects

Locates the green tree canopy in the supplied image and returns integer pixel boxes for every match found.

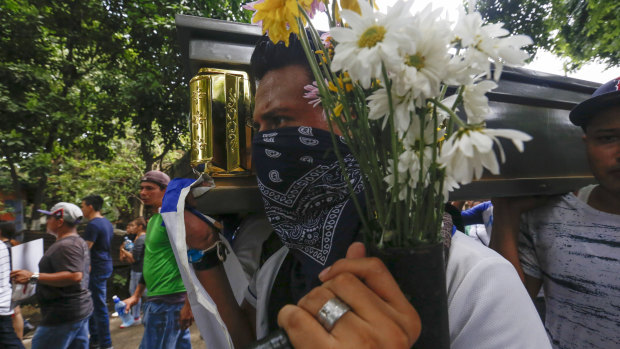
[475,0,620,71]
[1,0,252,225]
[0,0,127,219]
[119,1,251,171]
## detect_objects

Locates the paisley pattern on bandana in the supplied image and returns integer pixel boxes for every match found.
[252,127,365,279]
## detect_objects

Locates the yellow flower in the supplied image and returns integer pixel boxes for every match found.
[252,0,315,46]
[334,0,377,22]
[332,102,344,117]
[340,0,361,14]
[328,73,354,92]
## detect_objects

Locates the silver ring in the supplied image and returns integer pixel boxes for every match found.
[317,297,351,331]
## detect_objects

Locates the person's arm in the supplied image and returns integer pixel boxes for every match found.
[130,236,146,266]
[490,197,545,297]
[11,269,83,287]
[278,243,421,349]
[119,245,127,262]
[123,280,146,312]
[83,223,96,249]
[461,201,491,226]
[119,246,135,264]
[179,297,195,330]
[185,209,255,348]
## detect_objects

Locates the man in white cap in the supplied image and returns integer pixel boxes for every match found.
[11,202,93,349]
[492,77,620,348]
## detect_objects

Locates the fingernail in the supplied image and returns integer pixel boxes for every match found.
[318,266,331,281]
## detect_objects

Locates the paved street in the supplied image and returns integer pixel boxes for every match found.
[22,316,206,349]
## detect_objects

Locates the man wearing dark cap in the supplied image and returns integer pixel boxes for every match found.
[491,77,620,348]
[123,171,192,348]
[11,203,93,349]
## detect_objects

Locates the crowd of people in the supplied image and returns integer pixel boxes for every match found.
[0,30,618,349]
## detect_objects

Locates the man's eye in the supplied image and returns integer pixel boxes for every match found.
[598,135,619,143]
[269,116,288,128]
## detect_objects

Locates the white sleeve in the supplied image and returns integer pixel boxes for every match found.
[448,256,551,349]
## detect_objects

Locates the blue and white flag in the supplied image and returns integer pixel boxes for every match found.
[161,176,248,349]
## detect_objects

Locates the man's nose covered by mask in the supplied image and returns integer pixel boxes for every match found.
[252,126,366,291]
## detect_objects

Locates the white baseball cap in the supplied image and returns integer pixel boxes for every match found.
[37,202,83,224]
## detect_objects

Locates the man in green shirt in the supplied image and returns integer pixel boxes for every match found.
[123,171,192,348]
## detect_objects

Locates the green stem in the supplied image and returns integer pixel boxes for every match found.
[295,14,370,235]
[381,64,401,245]
[431,98,466,129]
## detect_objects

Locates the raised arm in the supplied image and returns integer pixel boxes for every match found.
[490,197,544,297]
[184,208,255,348]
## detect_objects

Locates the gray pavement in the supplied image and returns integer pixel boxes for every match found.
[22,316,205,349]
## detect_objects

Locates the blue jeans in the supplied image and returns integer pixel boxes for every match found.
[31,317,89,349]
[0,315,24,349]
[129,271,144,319]
[88,272,112,347]
[140,301,191,349]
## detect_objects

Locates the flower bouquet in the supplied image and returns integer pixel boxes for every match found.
[245,0,532,346]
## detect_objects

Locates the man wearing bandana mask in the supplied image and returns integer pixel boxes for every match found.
[184,33,549,349]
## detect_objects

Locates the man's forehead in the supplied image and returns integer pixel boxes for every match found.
[140,182,159,188]
[588,105,620,131]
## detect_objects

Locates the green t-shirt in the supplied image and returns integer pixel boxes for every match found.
[142,213,186,296]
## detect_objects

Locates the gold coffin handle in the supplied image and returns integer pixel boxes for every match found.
[190,68,252,176]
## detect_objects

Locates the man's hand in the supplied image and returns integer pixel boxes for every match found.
[179,299,194,330]
[278,243,421,349]
[123,295,138,314]
[10,270,33,284]
[119,245,128,262]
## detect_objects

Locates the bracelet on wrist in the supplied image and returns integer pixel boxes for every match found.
[188,240,229,271]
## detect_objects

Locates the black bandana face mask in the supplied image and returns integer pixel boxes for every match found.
[252,126,365,284]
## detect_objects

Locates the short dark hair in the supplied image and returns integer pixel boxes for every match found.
[0,221,16,239]
[63,220,79,228]
[133,216,147,230]
[82,195,104,212]
[250,31,320,87]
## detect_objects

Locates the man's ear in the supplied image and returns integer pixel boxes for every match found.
[582,133,588,144]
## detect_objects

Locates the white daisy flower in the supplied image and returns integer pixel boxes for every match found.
[439,127,532,185]
[367,87,416,134]
[442,173,461,198]
[330,0,413,88]
[453,9,532,80]
[385,147,434,200]
[402,108,446,147]
[462,79,497,124]
[392,4,452,105]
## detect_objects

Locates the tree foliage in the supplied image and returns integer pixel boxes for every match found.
[0,0,127,219]
[46,138,145,223]
[119,1,251,171]
[475,0,620,71]
[0,0,252,225]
